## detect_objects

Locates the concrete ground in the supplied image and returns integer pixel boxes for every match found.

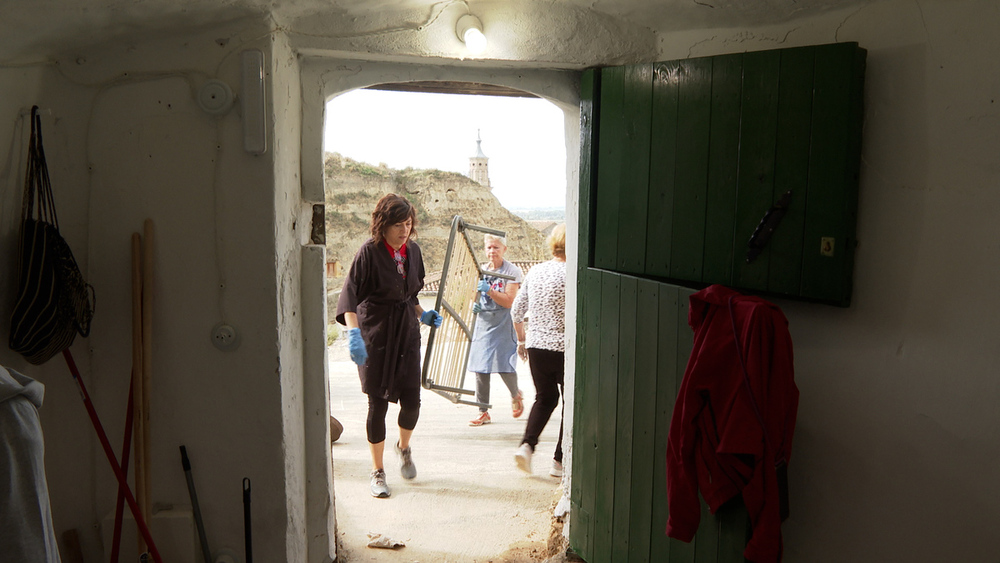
[327,336,570,562]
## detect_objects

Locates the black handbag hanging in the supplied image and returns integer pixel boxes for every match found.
[9,106,95,365]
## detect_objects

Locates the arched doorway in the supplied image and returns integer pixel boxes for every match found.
[297,61,582,561]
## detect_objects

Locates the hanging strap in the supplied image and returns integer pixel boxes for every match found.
[21,106,59,228]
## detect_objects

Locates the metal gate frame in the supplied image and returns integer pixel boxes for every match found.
[421,215,516,406]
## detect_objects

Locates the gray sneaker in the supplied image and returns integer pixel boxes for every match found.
[370,469,390,498]
[395,441,417,480]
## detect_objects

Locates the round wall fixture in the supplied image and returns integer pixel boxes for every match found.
[211,322,240,351]
[198,79,234,115]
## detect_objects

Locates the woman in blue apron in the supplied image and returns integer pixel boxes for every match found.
[467,234,524,426]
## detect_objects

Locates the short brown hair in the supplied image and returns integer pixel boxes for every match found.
[547,223,566,259]
[370,193,418,244]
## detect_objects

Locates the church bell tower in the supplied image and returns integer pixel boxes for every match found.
[468,130,491,188]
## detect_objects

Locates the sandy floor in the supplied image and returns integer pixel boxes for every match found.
[327,337,569,562]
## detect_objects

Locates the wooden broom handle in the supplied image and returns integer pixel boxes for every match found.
[141,219,154,543]
[131,232,146,554]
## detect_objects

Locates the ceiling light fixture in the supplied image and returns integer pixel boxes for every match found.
[456,14,487,55]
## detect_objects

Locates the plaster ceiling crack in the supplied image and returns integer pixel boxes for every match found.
[685,35,718,58]
[912,0,933,55]
[289,0,458,41]
[834,3,867,42]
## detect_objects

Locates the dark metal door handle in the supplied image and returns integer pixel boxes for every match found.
[746,190,792,264]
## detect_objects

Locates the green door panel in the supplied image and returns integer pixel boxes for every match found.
[612,276,639,561]
[767,46,815,296]
[731,48,781,291]
[587,42,865,306]
[701,53,744,285]
[617,64,655,274]
[594,66,626,270]
[593,271,621,562]
[571,269,603,560]
[645,61,682,278]
[573,41,865,562]
[669,57,713,282]
[627,279,660,562]
[799,43,865,305]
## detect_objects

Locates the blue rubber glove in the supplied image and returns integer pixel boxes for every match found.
[347,327,368,366]
[472,302,483,314]
[420,309,443,328]
[477,279,491,293]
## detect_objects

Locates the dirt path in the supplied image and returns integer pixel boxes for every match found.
[328,338,569,562]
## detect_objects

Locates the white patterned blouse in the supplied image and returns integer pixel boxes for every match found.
[510,259,566,353]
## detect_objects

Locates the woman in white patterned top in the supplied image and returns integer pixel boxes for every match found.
[510,223,567,477]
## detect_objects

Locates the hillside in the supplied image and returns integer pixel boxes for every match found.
[324,153,550,295]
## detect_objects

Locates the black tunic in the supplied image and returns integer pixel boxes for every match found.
[336,239,425,402]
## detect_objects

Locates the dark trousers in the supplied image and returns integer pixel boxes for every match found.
[521,347,564,463]
[366,387,420,444]
[474,372,519,413]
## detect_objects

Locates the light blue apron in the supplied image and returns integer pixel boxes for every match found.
[467,261,521,374]
[467,308,518,373]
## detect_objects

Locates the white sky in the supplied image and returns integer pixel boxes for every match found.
[324,89,567,209]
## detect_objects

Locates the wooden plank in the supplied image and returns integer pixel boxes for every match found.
[649,283,679,559]
[593,271,621,562]
[645,61,681,278]
[694,500,720,563]
[577,68,598,272]
[716,497,751,563]
[571,269,603,560]
[800,42,864,305]
[667,287,697,563]
[839,46,866,306]
[617,64,654,274]
[594,66,626,270]
[669,57,713,282]
[611,276,638,561]
[702,53,743,285]
[767,46,815,296]
[731,49,780,290]
[676,287,696,387]
[628,279,659,562]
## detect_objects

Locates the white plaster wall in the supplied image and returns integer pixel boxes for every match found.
[0,65,102,556]
[272,30,333,563]
[655,1,1000,560]
[286,0,657,68]
[2,0,998,561]
[0,18,299,562]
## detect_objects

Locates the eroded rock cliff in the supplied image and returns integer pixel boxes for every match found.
[324,153,550,300]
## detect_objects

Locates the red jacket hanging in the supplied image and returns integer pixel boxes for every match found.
[665,285,798,563]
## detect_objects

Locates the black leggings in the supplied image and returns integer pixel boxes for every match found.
[521,348,565,463]
[366,387,421,444]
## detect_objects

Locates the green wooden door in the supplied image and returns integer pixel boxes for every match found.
[571,42,866,562]
[570,267,751,562]
[587,42,866,307]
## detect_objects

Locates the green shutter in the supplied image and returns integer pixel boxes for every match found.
[589,42,865,306]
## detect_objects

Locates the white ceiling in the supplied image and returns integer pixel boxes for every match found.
[1,0,869,63]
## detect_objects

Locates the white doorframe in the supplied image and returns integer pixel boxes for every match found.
[297,56,583,561]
